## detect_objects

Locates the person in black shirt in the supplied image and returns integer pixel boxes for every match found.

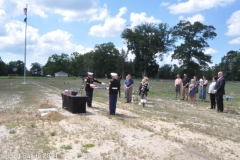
[181,73,190,100]
[109,73,120,115]
[84,72,105,107]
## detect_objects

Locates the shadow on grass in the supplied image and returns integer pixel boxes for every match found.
[224,110,240,115]
[115,113,137,119]
[89,106,137,119]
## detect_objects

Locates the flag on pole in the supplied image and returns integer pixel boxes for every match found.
[23,8,27,15]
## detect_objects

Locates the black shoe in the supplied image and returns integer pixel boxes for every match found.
[181,99,184,100]
[209,107,213,109]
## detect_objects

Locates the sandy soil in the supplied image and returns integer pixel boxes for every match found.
[0,86,240,160]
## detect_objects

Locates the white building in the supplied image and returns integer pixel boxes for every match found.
[54,71,68,77]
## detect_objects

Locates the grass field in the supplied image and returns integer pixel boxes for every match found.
[0,76,240,159]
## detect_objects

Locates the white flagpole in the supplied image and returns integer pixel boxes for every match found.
[23,4,28,84]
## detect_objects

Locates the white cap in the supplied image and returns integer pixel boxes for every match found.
[87,72,93,76]
[110,73,117,76]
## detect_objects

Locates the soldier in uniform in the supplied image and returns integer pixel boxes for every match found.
[117,74,121,97]
[84,72,105,107]
[109,73,120,115]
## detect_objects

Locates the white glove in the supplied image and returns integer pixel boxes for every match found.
[101,82,106,85]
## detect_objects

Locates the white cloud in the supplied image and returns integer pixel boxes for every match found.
[168,0,236,14]
[0,21,39,49]
[7,0,109,22]
[89,7,127,37]
[225,10,240,45]
[89,4,109,22]
[205,48,218,54]
[130,12,161,28]
[34,29,74,57]
[225,10,240,36]
[75,45,92,54]
[161,52,180,66]
[160,2,170,6]
[185,14,205,23]
[229,37,240,44]
[0,9,6,21]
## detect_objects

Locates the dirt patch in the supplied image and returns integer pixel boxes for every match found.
[39,111,66,121]
[37,103,57,109]
[0,112,36,124]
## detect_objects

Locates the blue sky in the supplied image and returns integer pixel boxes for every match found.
[0,0,239,70]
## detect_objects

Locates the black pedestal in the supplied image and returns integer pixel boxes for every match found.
[61,93,88,113]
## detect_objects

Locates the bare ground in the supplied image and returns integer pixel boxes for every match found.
[0,81,239,160]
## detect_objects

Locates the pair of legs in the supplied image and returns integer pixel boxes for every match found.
[109,94,117,115]
[125,87,132,102]
[216,93,224,112]
[175,86,180,98]
[209,93,216,109]
[190,96,195,105]
[86,91,93,107]
[182,87,188,100]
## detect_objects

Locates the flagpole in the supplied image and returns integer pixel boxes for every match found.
[23,4,28,84]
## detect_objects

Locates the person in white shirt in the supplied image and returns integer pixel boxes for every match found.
[208,76,218,109]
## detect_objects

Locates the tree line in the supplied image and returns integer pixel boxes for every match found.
[0,20,239,80]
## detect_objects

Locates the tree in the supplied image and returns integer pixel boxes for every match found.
[171,20,217,78]
[7,60,25,76]
[69,52,84,77]
[122,23,175,77]
[30,62,42,76]
[118,49,128,78]
[93,42,120,78]
[44,53,70,75]
[0,57,7,76]
[158,64,173,79]
[219,50,240,81]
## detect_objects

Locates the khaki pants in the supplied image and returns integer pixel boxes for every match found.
[182,87,189,100]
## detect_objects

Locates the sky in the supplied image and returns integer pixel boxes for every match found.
[0,0,240,70]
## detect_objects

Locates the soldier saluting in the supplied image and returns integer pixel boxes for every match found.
[84,72,105,107]
[108,73,120,115]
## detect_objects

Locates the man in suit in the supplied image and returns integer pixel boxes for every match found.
[214,71,226,112]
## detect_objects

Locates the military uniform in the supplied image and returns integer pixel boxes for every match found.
[84,72,103,107]
[109,73,120,115]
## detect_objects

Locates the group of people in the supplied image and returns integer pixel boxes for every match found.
[175,71,226,112]
[124,74,149,105]
[84,72,150,115]
[84,72,120,115]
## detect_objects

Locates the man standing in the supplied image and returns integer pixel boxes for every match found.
[109,73,120,115]
[174,74,182,99]
[124,74,134,103]
[181,73,189,100]
[214,71,225,112]
[84,72,105,107]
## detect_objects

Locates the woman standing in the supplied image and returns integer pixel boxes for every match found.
[199,75,208,102]
[193,76,199,102]
[208,76,218,109]
[189,79,196,106]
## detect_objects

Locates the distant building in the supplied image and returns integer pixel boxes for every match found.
[54,71,68,77]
